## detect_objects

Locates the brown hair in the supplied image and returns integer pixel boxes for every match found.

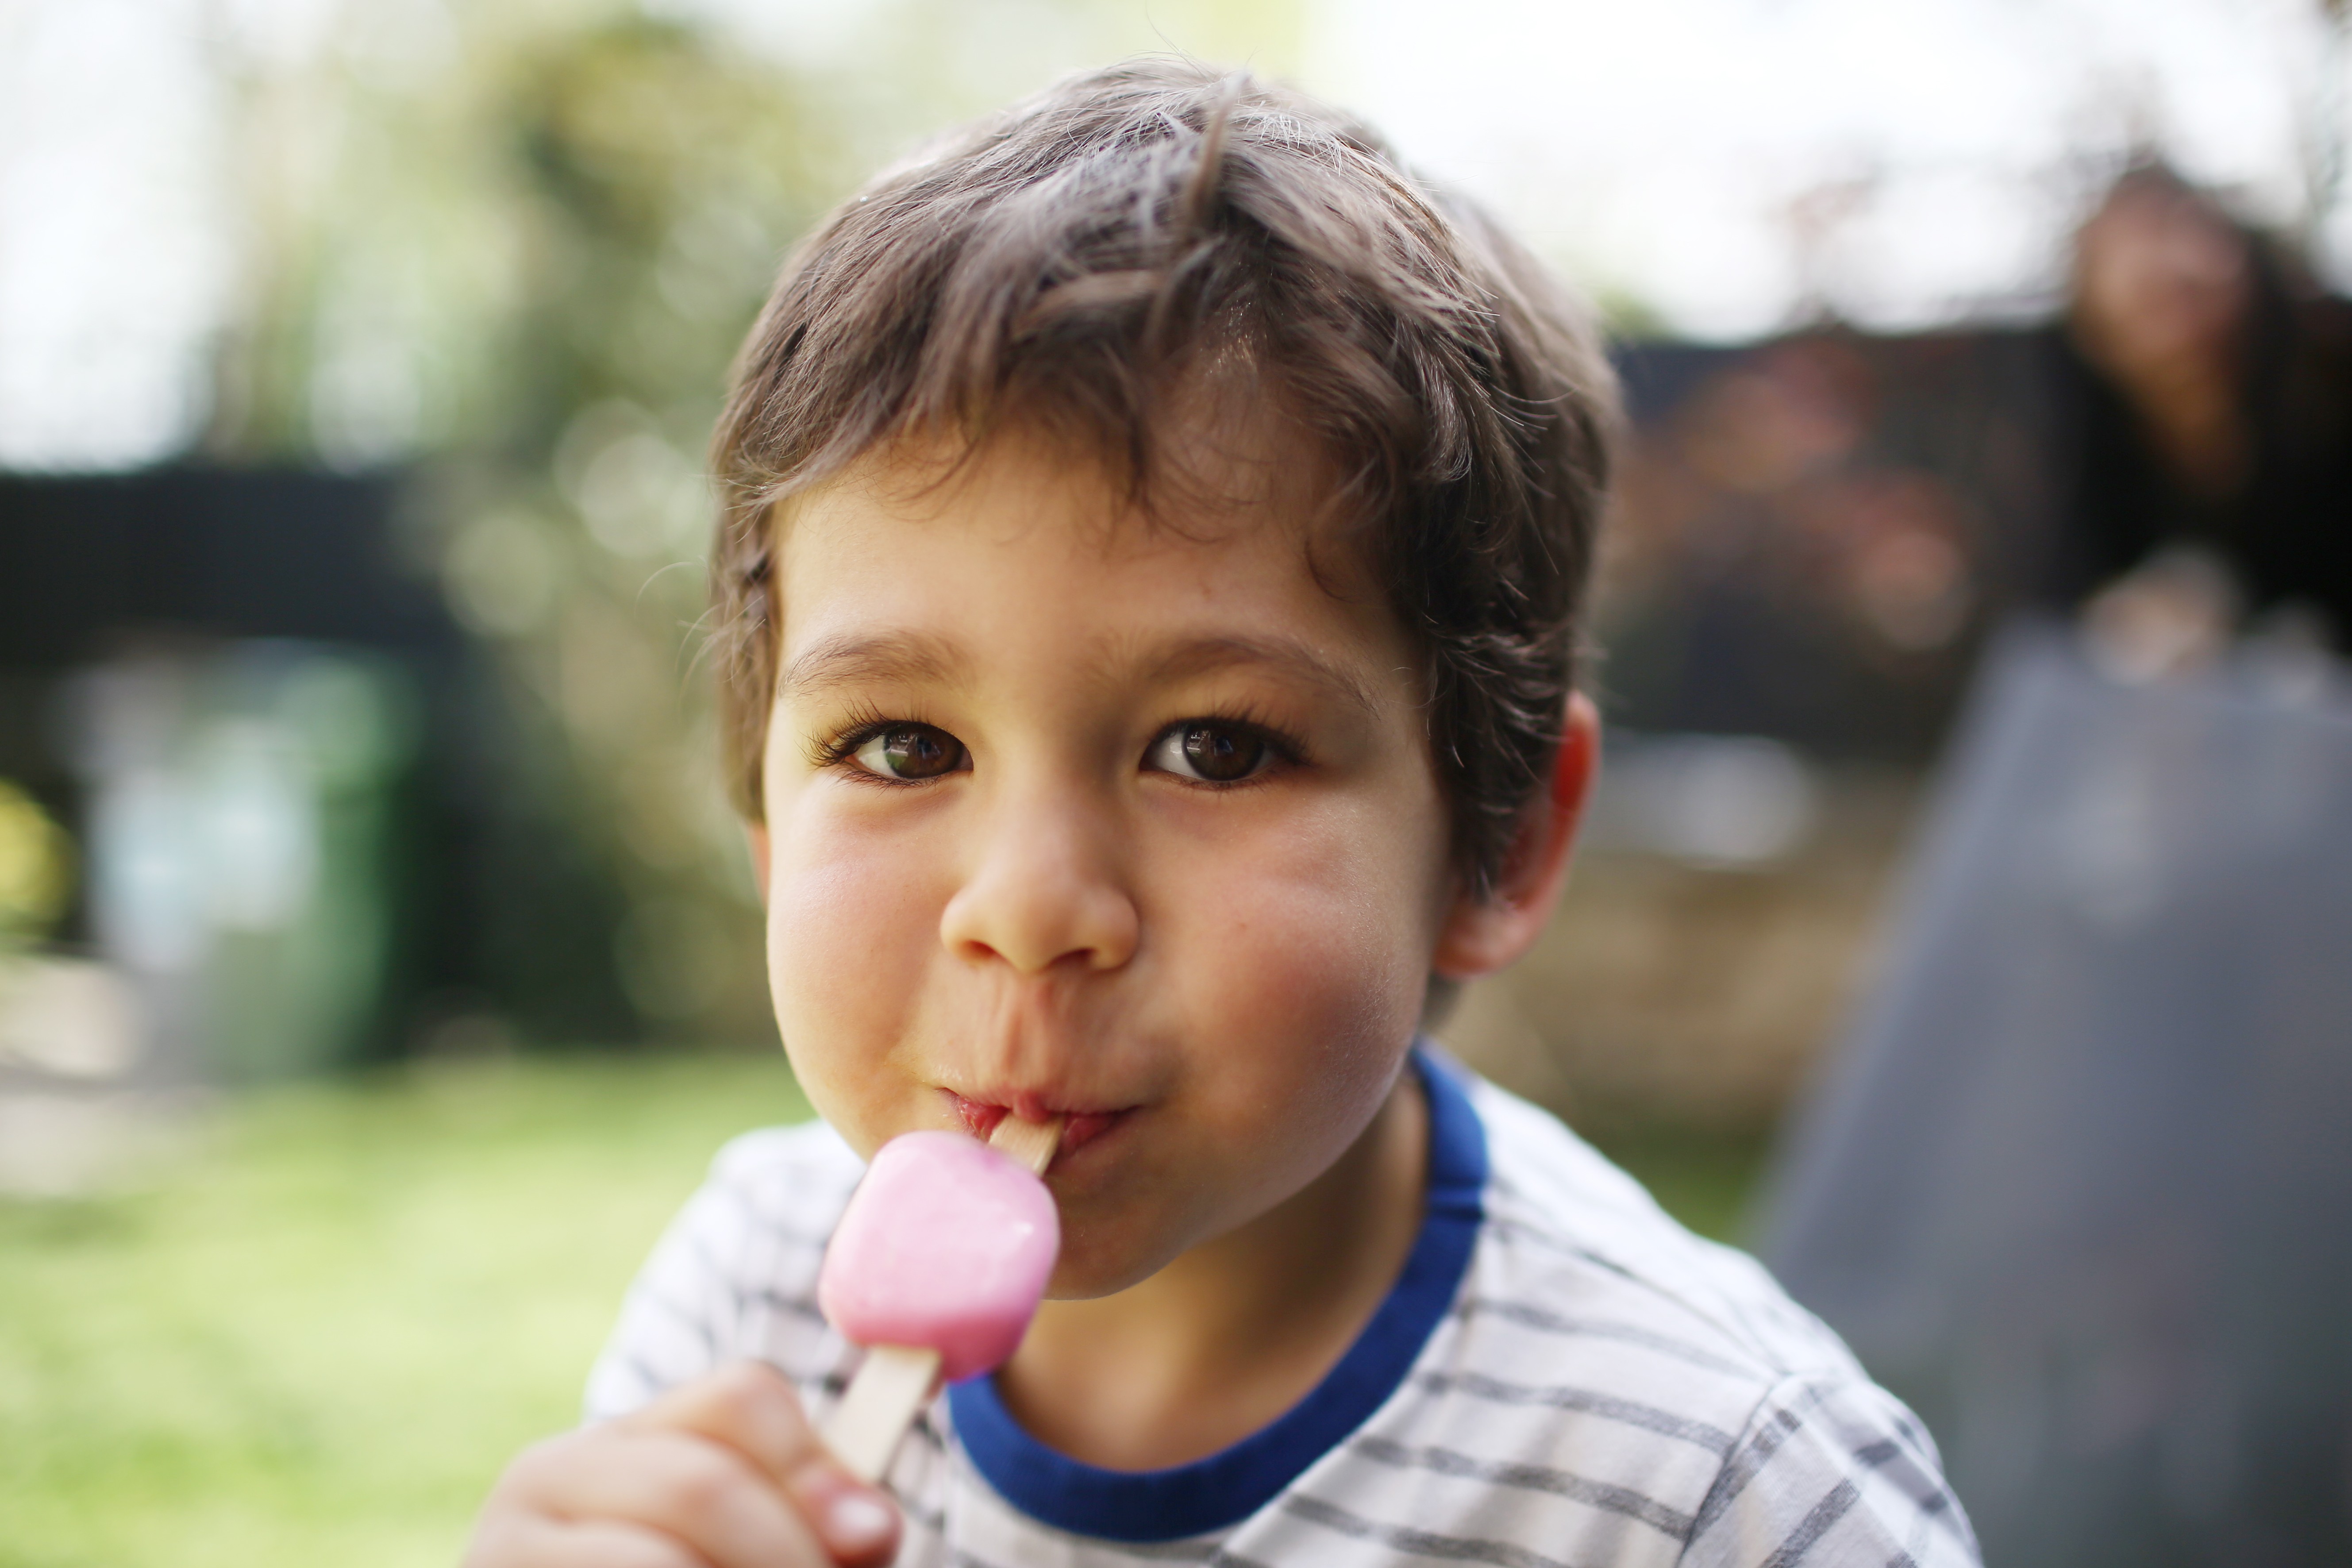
[708,58,1616,894]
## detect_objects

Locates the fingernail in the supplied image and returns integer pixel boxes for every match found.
[825,1491,896,1551]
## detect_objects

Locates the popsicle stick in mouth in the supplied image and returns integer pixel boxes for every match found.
[986,1110,1066,1175]
[820,1114,1066,1483]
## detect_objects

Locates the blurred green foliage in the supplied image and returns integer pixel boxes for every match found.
[0,779,71,948]
[0,1049,808,1568]
[193,0,1305,1046]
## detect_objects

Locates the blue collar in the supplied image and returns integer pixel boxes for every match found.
[946,1045,1489,1542]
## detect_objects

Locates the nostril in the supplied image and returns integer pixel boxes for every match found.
[937,858,1138,975]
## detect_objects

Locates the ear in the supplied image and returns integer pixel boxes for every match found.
[745,821,772,905]
[1431,693,1600,981]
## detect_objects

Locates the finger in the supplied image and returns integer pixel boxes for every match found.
[622,1362,901,1563]
[469,1512,717,1568]
[620,1361,824,1488]
[784,1462,903,1568]
[512,1428,826,1568]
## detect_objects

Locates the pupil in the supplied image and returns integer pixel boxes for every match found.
[1184,725,1262,782]
[885,727,955,778]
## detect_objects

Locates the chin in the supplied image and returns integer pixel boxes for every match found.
[1043,1242,1153,1301]
[1042,1211,1190,1300]
[1043,1268,1143,1303]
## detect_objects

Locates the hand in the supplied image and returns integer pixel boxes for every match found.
[464,1360,901,1567]
[2081,545,2240,683]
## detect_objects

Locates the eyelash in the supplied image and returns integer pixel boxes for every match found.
[1152,707,1307,786]
[806,705,1309,784]
[806,701,909,772]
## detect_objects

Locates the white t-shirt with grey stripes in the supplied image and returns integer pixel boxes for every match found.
[585,1051,1979,1567]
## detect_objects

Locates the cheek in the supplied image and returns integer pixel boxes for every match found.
[1204,896,1411,1049]
[763,812,940,1081]
[1167,795,1441,1119]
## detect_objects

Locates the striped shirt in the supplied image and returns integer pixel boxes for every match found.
[585,1051,1979,1567]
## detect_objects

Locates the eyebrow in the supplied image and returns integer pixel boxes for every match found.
[775,628,1388,716]
[776,632,967,700]
[1144,634,1386,717]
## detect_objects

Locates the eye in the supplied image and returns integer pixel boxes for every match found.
[1145,721,1275,784]
[849,724,966,781]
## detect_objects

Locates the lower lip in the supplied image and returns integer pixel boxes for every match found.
[950,1096,1131,1167]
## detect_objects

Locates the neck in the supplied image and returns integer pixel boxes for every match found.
[997,1063,1428,1471]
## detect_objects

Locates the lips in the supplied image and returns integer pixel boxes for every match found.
[949,1093,1131,1166]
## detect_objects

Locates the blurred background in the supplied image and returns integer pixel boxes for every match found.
[3,1,2348,1564]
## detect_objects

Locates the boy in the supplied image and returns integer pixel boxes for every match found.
[466,61,1979,1568]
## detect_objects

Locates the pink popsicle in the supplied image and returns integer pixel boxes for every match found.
[818,1130,1060,1382]
[817,1120,1061,1480]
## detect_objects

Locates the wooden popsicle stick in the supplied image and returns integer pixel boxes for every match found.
[821,1116,1065,1483]
[987,1112,1066,1176]
[825,1343,941,1483]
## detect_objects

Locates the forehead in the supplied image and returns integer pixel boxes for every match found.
[772,422,1405,691]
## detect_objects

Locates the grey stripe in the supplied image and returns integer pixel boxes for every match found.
[634,1286,719,1360]
[905,1410,950,1452]
[1689,1406,1803,1541]
[683,1228,741,1312]
[1803,1386,1971,1545]
[1759,1479,1859,1568]
[896,1496,947,1536]
[1353,1435,1694,1541]
[744,1286,830,1327]
[1284,1494,1579,1568]
[1483,1217,1646,1280]
[1412,1370,1738,1454]
[1480,1217,1796,1378]
[1855,1436,1959,1524]
[717,1181,835,1250]
[1096,1538,1222,1561]
[1702,1284,1788,1373]
[1462,1298,1757,1378]
[615,1351,668,1402]
[1484,1218,1763,1324]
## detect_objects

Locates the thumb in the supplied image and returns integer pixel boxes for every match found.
[624,1360,901,1565]
[785,1455,902,1566]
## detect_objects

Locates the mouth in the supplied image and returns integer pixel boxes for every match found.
[948,1092,1133,1167]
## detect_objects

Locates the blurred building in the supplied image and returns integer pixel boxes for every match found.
[1451,323,2070,1131]
[0,470,641,1114]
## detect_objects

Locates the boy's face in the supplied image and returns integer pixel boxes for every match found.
[754,426,1465,1299]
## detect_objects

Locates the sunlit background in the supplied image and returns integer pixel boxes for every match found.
[4,2,2350,1564]
[10,0,2350,472]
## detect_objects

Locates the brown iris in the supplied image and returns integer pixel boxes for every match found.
[867,725,964,779]
[1180,723,1266,782]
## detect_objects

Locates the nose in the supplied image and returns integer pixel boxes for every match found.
[938,786,1139,975]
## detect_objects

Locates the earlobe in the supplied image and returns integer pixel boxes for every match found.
[746,822,772,905]
[1430,693,1599,981]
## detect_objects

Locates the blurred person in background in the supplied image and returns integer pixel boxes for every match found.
[2048,163,2352,676]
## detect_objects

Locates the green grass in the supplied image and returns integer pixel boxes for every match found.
[0,1049,809,1568]
[0,1052,1766,1568]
